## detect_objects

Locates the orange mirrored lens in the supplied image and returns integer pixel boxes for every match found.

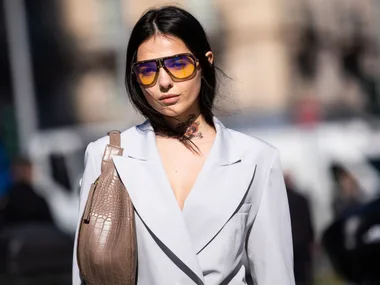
[134,61,157,86]
[139,72,156,86]
[164,55,195,79]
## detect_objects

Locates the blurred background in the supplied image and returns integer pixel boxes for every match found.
[1,0,380,284]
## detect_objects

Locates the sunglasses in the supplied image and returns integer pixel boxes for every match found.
[132,53,199,88]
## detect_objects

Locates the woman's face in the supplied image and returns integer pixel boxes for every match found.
[136,34,212,120]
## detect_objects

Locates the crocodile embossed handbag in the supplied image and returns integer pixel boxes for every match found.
[77,130,137,285]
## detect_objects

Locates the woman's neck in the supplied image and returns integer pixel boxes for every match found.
[163,113,215,141]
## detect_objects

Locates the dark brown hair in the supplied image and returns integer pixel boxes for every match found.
[125,6,217,143]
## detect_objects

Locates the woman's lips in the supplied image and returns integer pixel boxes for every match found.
[159,94,180,105]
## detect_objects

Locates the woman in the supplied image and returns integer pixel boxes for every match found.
[73,5,295,285]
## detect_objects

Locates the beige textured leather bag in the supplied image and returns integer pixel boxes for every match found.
[77,130,137,285]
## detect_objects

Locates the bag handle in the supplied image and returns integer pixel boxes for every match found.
[83,130,123,223]
[107,130,121,147]
[100,130,123,172]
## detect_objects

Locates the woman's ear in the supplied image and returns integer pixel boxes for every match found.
[205,51,214,65]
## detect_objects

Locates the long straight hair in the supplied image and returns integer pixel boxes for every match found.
[125,6,217,142]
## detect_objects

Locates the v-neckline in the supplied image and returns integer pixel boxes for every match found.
[152,131,218,213]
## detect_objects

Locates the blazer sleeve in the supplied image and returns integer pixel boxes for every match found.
[246,150,295,285]
[72,142,99,285]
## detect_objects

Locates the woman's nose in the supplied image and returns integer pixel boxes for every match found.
[157,68,174,90]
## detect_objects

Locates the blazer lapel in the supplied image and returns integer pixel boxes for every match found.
[182,118,257,254]
[111,118,256,279]
[112,122,204,283]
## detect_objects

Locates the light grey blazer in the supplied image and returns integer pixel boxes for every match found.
[72,117,295,285]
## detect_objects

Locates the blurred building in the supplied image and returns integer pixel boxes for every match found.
[50,0,380,124]
[4,0,379,130]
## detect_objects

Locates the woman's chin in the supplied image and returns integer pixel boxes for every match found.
[155,105,187,118]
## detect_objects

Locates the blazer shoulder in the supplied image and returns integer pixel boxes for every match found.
[228,129,280,173]
[86,124,139,159]
[227,128,279,161]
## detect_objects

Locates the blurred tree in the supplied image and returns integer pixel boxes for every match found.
[0,0,18,159]
[24,0,78,129]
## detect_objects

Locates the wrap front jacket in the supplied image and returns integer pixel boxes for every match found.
[72,117,295,285]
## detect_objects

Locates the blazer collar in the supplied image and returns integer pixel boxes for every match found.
[124,117,241,166]
[113,116,257,282]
